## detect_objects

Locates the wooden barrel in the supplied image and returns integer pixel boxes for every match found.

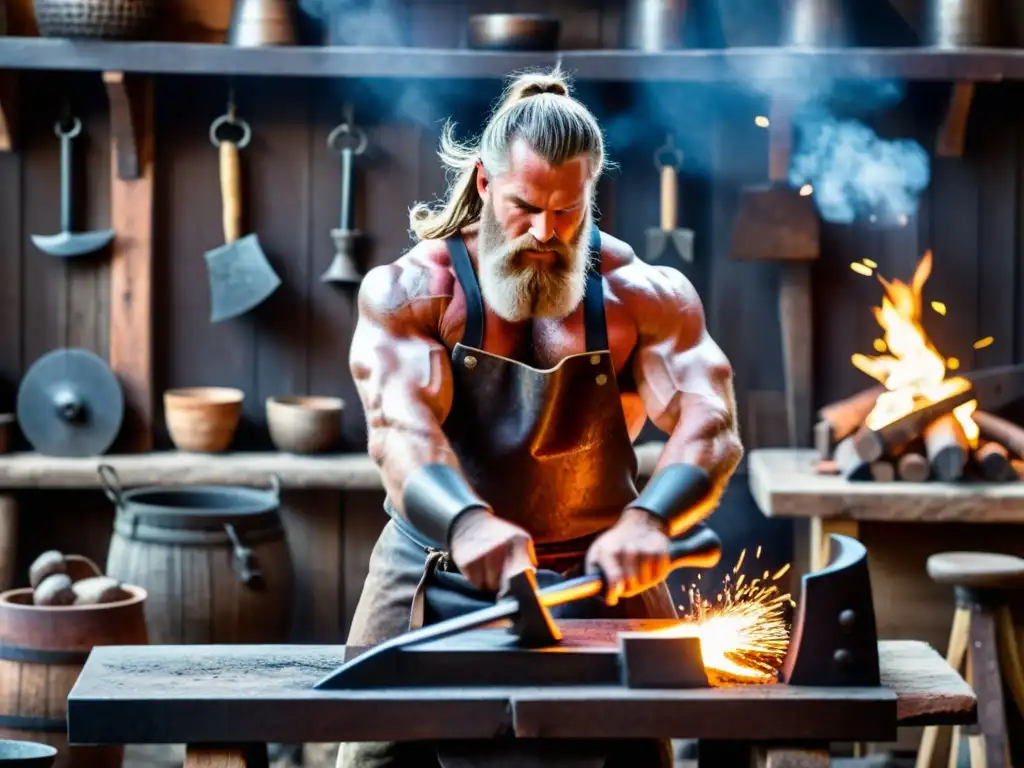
[101,469,293,645]
[0,585,148,768]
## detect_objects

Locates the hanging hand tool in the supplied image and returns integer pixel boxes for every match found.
[731,101,820,448]
[32,117,115,258]
[321,105,367,284]
[646,134,694,268]
[313,523,722,689]
[204,94,281,323]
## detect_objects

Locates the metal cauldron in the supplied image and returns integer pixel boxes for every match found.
[922,0,1003,47]
[780,0,848,47]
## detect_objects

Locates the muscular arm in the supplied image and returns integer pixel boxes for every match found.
[620,263,743,536]
[349,260,484,541]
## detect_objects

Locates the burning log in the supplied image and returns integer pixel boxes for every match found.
[923,414,969,482]
[850,385,975,464]
[896,450,930,482]
[975,440,1014,482]
[972,411,1024,458]
[817,386,885,443]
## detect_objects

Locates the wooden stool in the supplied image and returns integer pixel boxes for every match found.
[915,552,1024,768]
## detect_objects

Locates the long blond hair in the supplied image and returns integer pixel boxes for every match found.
[409,67,608,241]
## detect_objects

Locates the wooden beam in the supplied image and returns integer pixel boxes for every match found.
[0,71,18,151]
[0,443,664,489]
[102,70,143,180]
[936,81,975,158]
[108,74,154,452]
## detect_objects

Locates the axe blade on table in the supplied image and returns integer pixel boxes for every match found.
[313,524,723,690]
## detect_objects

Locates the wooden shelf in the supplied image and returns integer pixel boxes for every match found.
[748,448,1024,524]
[0,442,664,490]
[0,39,1022,82]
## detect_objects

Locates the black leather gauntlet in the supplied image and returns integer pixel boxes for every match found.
[402,463,491,549]
[627,463,713,531]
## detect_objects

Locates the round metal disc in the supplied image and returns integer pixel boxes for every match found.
[17,348,124,457]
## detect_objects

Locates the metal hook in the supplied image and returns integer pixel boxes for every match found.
[54,116,82,140]
[209,87,251,149]
[327,104,368,156]
[654,134,684,170]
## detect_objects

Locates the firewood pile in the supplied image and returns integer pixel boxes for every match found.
[814,382,1024,483]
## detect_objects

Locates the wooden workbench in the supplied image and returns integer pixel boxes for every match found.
[67,639,974,768]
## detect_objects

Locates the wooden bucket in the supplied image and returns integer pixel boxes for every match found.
[100,466,293,645]
[0,585,148,768]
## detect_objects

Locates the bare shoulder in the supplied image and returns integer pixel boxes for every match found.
[357,239,457,331]
[598,231,704,327]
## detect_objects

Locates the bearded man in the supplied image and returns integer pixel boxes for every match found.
[338,68,743,768]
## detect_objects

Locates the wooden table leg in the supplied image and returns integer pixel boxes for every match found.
[185,744,268,768]
[810,518,859,571]
[753,747,831,767]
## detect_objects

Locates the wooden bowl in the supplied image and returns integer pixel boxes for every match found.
[164,387,244,453]
[266,396,343,454]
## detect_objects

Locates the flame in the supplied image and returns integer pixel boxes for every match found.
[851,251,977,441]
[659,548,793,685]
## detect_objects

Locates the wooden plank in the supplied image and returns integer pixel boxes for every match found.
[243,77,313,449]
[154,76,256,447]
[107,74,154,452]
[749,448,1024,522]
[278,490,343,643]
[66,640,970,746]
[0,442,664,489]
[6,40,1024,82]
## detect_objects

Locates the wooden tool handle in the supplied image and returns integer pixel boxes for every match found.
[768,99,793,183]
[660,165,677,231]
[220,140,242,244]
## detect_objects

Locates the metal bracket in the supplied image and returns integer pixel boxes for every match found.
[780,534,881,687]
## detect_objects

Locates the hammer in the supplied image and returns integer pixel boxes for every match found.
[313,524,723,689]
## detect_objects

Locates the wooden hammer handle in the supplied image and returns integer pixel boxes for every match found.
[660,165,678,231]
[220,140,242,244]
[768,99,793,183]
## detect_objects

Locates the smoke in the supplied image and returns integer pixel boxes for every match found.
[790,106,930,225]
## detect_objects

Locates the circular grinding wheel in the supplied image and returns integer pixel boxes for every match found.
[17,348,124,457]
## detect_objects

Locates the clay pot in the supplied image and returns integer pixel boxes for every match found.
[164,387,244,453]
[266,396,343,454]
[33,0,158,39]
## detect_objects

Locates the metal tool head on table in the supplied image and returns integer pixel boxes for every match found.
[32,118,115,259]
[645,135,694,267]
[313,523,723,690]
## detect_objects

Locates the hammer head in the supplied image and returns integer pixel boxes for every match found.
[506,569,562,647]
[731,182,820,262]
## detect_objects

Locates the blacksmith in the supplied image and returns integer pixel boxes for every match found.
[338,68,743,768]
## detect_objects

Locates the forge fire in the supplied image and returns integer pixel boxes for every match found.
[815,251,1024,483]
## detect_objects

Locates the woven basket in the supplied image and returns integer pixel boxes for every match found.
[33,0,158,39]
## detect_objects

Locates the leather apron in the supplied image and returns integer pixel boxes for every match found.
[338,227,676,768]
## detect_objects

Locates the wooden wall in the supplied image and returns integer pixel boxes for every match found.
[3,0,1024,643]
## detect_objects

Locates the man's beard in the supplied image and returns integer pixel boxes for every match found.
[476,199,593,323]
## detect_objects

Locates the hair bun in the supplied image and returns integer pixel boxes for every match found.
[519,80,569,98]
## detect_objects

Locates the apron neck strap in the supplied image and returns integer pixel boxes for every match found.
[444,224,608,353]
[583,225,608,353]
[445,233,485,350]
